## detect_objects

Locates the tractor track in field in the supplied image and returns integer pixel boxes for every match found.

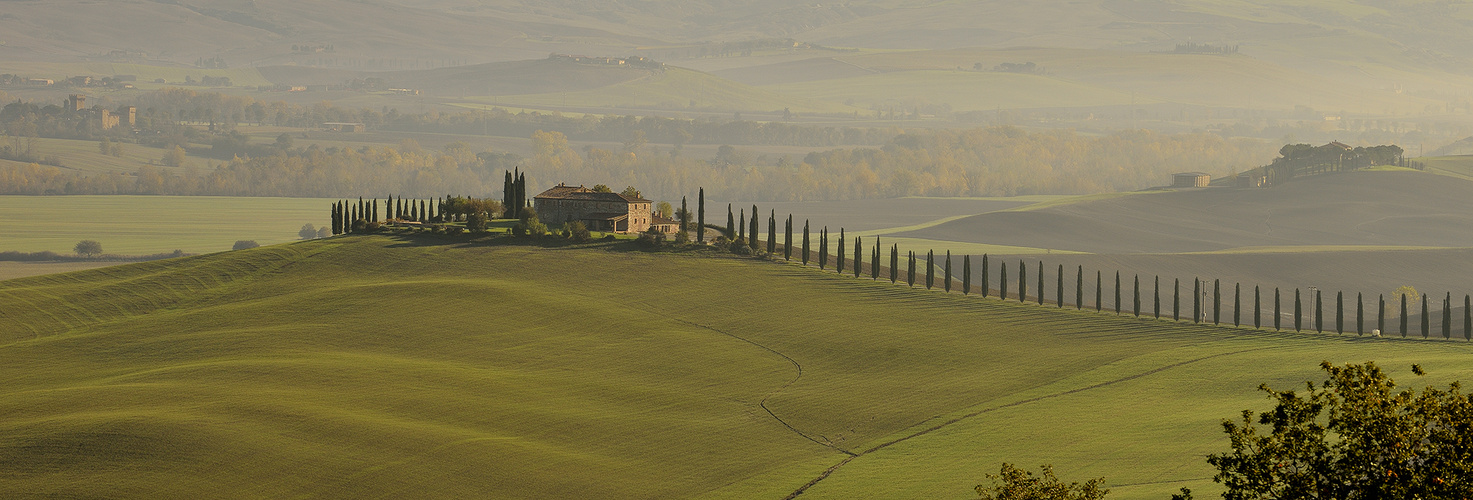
[782,345,1278,499]
[671,318,856,457]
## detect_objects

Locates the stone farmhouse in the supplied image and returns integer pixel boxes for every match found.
[533,184,677,234]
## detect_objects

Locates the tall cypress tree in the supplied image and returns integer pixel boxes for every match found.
[1019,260,1028,303]
[1294,289,1302,332]
[982,255,990,298]
[962,255,971,295]
[1234,283,1241,327]
[1096,271,1102,312]
[373,199,379,222]
[1173,278,1180,321]
[1000,262,1009,301]
[945,251,953,293]
[854,236,863,278]
[1443,292,1452,340]
[1275,288,1282,331]
[680,196,689,233]
[1133,274,1140,317]
[1356,293,1363,335]
[1314,290,1323,333]
[1337,291,1345,335]
[1076,266,1084,310]
[837,229,846,274]
[1254,286,1261,329]
[817,227,826,269]
[1036,261,1044,305]
[871,240,879,280]
[1114,271,1121,315]
[738,210,746,242]
[750,205,760,251]
[1465,295,1471,341]
[890,244,898,284]
[925,250,934,290]
[783,215,793,260]
[908,251,916,288]
[1400,293,1408,337]
[1213,279,1221,325]
[503,170,513,218]
[1056,264,1064,308]
[1193,279,1201,323]
[1153,275,1161,318]
[1379,294,1386,335]
[1421,294,1430,339]
[767,210,776,255]
[727,204,734,240]
[800,220,810,265]
[697,188,705,242]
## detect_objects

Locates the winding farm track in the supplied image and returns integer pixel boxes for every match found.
[670,318,857,457]
[782,346,1278,499]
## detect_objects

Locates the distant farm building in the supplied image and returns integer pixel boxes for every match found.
[323,122,364,132]
[1172,172,1211,188]
[533,183,659,234]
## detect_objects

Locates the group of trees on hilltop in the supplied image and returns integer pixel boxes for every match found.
[1259,142,1406,184]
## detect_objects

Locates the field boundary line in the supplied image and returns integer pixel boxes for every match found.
[782,346,1277,499]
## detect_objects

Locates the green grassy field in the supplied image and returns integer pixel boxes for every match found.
[2,137,217,175]
[2,235,1470,498]
[0,195,330,254]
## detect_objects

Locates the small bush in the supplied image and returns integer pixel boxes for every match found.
[526,220,548,238]
[674,230,690,245]
[731,244,753,256]
[233,240,260,250]
[465,212,489,233]
[512,223,526,237]
[568,221,591,242]
[298,223,318,239]
[73,240,103,257]
[636,232,666,248]
[364,221,381,232]
[602,234,617,241]
[351,219,367,232]
[445,226,464,236]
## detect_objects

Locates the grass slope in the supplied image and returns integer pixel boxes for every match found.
[2,236,1471,498]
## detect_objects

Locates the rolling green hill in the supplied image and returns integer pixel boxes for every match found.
[3,235,1471,498]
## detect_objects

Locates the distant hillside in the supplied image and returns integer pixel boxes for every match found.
[257,58,654,96]
[896,170,1473,253]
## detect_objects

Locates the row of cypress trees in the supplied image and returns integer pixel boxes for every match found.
[329,195,451,234]
[731,209,1471,341]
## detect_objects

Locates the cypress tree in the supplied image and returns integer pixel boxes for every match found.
[1076,266,1083,310]
[945,251,953,293]
[801,220,810,265]
[1154,275,1161,319]
[1213,279,1221,325]
[1173,278,1180,321]
[517,172,526,218]
[1400,293,1408,337]
[784,215,793,261]
[1114,271,1121,315]
[1421,294,1430,339]
[925,250,934,290]
[1036,261,1044,305]
[750,205,760,251]
[727,204,734,240]
[813,228,824,269]
[680,197,689,233]
[1019,260,1028,303]
[871,240,879,280]
[837,229,846,274]
[503,170,513,218]
[1133,274,1140,317]
[697,188,705,242]
[1000,262,1009,301]
[1337,291,1344,335]
[982,255,990,298]
[1096,271,1102,312]
[890,244,898,284]
[767,210,776,255]
[1379,294,1386,334]
[963,255,971,295]
[1294,289,1302,332]
[853,236,863,278]
[1193,279,1201,323]
[1254,286,1261,329]
[1443,292,1452,340]
[372,199,379,222]
[1233,283,1241,327]
[738,210,746,242]
[901,252,913,287]
[1465,295,1471,341]
[1275,288,1281,330]
[1355,292,1363,335]
[1056,264,1063,308]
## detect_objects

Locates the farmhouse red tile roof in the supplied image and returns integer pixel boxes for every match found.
[534,185,649,203]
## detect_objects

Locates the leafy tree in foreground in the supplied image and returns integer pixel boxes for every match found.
[975,463,1107,500]
[1207,362,1473,498]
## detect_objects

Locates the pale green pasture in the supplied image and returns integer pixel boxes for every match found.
[0,195,331,254]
